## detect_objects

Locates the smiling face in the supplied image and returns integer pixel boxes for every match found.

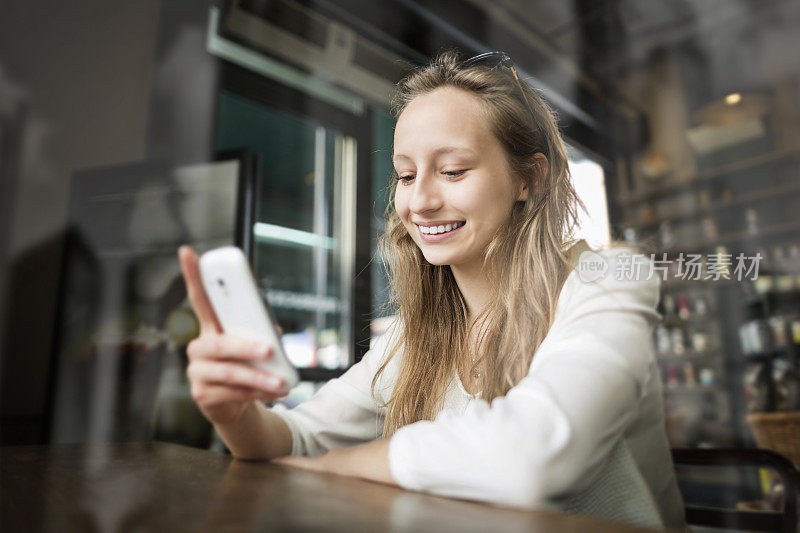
[393,87,528,271]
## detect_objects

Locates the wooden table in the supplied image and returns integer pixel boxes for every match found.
[1,442,657,532]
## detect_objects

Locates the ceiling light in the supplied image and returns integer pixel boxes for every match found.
[725,93,742,105]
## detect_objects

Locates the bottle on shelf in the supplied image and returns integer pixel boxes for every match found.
[659,220,675,248]
[787,244,800,288]
[772,354,800,411]
[722,187,734,202]
[699,368,715,387]
[623,227,637,245]
[684,362,697,387]
[694,294,709,316]
[702,216,719,239]
[739,315,774,356]
[743,359,773,413]
[666,364,679,389]
[773,245,796,292]
[745,208,759,235]
[655,324,672,354]
[662,293,676,317]
[678,294,691,320]
[691,329,710,352]
[671,327,686,355]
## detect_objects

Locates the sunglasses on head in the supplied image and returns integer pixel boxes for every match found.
[462,51,535,117]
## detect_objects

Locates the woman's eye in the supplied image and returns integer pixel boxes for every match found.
[394,170,464,183]
[443,170,466,178]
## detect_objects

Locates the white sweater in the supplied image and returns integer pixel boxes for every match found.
[271,248,686,529]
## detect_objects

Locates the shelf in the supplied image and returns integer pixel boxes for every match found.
[663,384,725,395]
[661,277,745,288]
[717,218,800,246]
[619,147,800,206]
[662,315,716,327]
[255,222,334,249]
[656,349,721,361]
[262,289,342,314]
[622,180,800,230]
[662,278,722,289]
[742,350,790,362]
[660,217,800,255]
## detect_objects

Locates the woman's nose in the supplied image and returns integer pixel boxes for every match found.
[408,172,443,214]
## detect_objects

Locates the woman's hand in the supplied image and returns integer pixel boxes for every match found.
[271,452,340,474]
[178,245,289,426]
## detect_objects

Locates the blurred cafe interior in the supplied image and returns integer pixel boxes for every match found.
[2,0,800,527]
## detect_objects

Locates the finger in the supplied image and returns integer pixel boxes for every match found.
[188,359,285,393]
[187,335,274,363]
[271,455,303,466]
[178,245,222,334]
[192,384,275,407]
[270,455,321,472]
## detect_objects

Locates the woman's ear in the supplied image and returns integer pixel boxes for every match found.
[516,179,529,202]
[533,153,549,185]
[518,153,549,202]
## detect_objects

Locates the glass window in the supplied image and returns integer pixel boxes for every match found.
[568,145,611,249]
[216,91,356,370]
[370,109,397,344]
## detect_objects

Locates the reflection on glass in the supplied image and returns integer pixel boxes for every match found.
[50,159,244,444]
[370,109,397,346]
[216,92,356,369]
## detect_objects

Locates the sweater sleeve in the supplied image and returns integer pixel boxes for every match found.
[269,319,401,457]
[387,249,661,509]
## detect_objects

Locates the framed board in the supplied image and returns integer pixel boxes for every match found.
[46,150,257,444]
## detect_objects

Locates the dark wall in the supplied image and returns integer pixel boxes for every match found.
[0,0,161,443]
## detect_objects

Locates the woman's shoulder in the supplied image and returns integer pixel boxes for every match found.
[362,316,405,370]
[533,243,662,377]
[558,242,661,318]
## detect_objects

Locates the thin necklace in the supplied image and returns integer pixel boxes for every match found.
[472,354,480,378]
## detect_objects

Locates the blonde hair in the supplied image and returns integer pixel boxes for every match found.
[372,50,583,437]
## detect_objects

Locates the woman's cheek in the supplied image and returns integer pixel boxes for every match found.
[394,191,410,221]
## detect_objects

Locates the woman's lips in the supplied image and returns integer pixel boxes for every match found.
[416,222,465,242]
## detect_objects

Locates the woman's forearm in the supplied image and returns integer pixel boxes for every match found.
[337,437,396,485]
[272,437,398,487]
[214,401,293,460]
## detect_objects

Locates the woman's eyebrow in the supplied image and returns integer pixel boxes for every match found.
[392,146,477,163]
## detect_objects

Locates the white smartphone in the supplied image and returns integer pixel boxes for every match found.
[199,246,299,394]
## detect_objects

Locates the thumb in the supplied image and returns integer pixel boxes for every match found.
[178,245,222,334]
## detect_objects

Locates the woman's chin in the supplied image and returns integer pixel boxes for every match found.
[420,250,456,266]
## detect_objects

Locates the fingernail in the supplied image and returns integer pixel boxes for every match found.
[255,344,271,359]
[265,376,282,389]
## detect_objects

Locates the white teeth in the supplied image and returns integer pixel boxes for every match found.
[418,222,463,236]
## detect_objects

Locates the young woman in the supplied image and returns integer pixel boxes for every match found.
[178,51,685,529]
